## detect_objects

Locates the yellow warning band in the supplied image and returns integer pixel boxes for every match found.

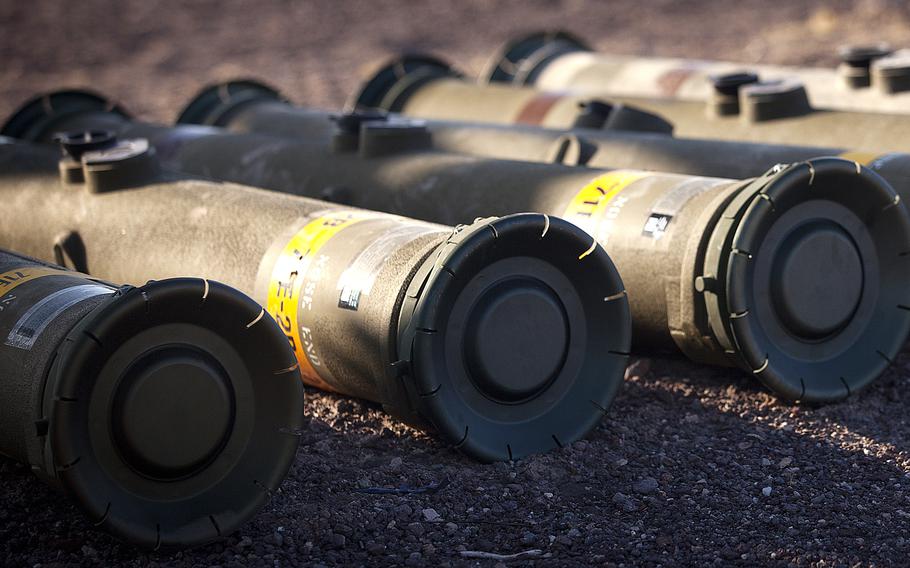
[0,266,74,295]
[266,210,374,391]
[563,170,647,224]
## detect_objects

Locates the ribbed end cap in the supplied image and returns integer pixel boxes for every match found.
[1,90,130,142]
[703,158,910,402]
[399,214,631,462]
[348,54,459,112]
[481,30,591,84]
[176,80,286,126]
[46,278,303,549]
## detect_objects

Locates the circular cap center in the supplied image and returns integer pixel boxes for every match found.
[113,346,235,479]
[772,224,863,338]
[464,278,568,402]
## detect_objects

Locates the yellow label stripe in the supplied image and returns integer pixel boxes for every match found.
[0,266,73,295]
[563,170,647,220]
[266,210,374,391]
[562,170,648,245]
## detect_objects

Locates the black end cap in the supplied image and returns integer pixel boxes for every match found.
[482,30,591,84]
[1,90,130,142]
[703,158,910,403]
[400,214,631,462]
[46,278,303,549]
[348,54,459,112]
[175,80,287,126]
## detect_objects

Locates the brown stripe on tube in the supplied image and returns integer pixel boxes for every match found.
[514,93,566,125]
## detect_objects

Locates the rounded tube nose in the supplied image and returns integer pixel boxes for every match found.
[45,277,304,549]
[401,213,631,462]
[701,158,910,402]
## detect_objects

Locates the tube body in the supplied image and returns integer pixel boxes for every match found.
[372,75,910,153]
[0,139,631,461]
[0,141,445,404]
[0,250,114,466]
[34,113,724,353]
[0,244,305,549]
[522,51,910,115]
[17,112,910,403]
[182,97,910,201]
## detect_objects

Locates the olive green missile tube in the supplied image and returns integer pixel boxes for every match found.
[0,136,630,463]
[174,80,910,197]
[349,54,910,153]
[8,93,910,403]
[482,31,910,114]
[0,246,303,549]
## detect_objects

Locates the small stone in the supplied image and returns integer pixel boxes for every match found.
[762,486,773,497]
[389,457,403,470]
[407,522,425,536]
[544,492,554,498]
[613,492,639,512]
[634,477,659,495]
[616,458,628,467]
[422,508,441,522]
[778,457,793,468]
[521,531,537,545]
[330,533,346,548]
[761,458,771,466]
[624,358,651,379]
[81,545,97,557]
[444,522,458,533]
[567,528,581,538]
[238,536,253,549]
[367,542,385,555]
[357,478,371,488]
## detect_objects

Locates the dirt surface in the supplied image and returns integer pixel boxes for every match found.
[5,354,910,567]
[2,0,910,121]
[3,1,910,566]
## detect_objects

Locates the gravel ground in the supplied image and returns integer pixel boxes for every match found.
[2,0,910,121]
[5,354,910,566]
[3,1,910,566]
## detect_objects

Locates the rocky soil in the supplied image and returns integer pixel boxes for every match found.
[4,353,910,566]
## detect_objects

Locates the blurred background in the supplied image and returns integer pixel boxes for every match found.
[2,0,909,122]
